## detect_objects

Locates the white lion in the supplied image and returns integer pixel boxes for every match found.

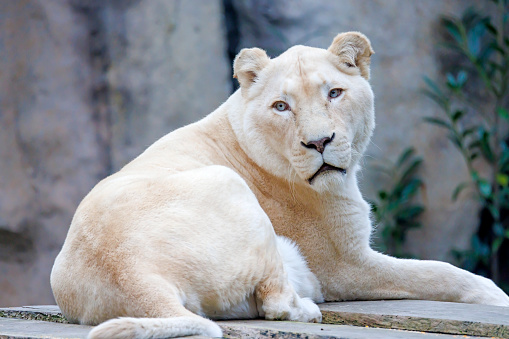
[51,32,509,339]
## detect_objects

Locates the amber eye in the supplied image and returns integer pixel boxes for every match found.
[329,88,343,98]
[273,101,289,112]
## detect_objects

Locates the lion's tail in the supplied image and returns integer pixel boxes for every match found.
[87,314,222,339]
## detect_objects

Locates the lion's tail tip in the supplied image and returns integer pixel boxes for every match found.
[86,315,223,339]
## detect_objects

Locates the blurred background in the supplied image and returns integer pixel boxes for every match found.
[1,0,508,306]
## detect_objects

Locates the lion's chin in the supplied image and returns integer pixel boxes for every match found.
[308,163,347,185]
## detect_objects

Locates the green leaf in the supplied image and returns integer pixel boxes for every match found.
[496,173,509,187]
[499,145,509,169]
[396,147,415,167]
[478,128,495,162]
[442,18,463,45]
[446,73,457,88]
[496,107,509,120]
[478,44,495,65]
[467,21,484,57]
[399,178,423,201]
[471,170,480,181]
[490,42,506,56]
[399,159,423,183]
[484,20,498,35]
[395,206,425,220]
[422,76,444,98]
[494,222,505,237]
[487,203,499,220]
[488,61,504,73]
[447,134,462,149]
[462,127,477,138]
[478,179,492,198]
[422,89,448,110]
[386,200,400,213]
[452,110,464,122]
[452,182,470,201]
[423,117,452,130]
[492,236,504,253]
[456,70,467,87]
[505,229,509,239]
[468,139,481,150]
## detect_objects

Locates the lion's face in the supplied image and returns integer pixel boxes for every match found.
[230,32,375,191]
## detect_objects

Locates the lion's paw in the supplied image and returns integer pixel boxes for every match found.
[291,297,322,323]
[462,275,509,307]
[264,296,322,323]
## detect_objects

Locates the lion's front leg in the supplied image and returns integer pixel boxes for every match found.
[328,248,509,306]
[319,193,509,307]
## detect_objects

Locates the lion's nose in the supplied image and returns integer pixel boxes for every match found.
[301,133,335,154]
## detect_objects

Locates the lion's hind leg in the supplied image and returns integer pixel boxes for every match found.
[86,280,222,339]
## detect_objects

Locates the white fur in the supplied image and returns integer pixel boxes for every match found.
[87,316,222,339]
[277,236,324,303]
[51,31,508,339]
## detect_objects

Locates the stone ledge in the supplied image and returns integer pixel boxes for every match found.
[319,300,509,338]
[0,306,66,324]
[0,317,90,339]
[218,319,488,338]
[1,301,507,338]
[0,317,488,339]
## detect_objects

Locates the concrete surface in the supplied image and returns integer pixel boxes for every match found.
[0,315,489,339]
[1,301,507,338]
[320,300,509,337]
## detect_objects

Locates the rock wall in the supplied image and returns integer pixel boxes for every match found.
[0,0,490,306]
[0,0,229,306]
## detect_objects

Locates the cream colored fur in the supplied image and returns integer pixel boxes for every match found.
[51,32,509,339]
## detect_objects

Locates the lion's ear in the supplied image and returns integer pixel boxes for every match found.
[327,32,374,80]
[233,48,270,90]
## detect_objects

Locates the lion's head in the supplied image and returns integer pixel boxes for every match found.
[229,32,375,192]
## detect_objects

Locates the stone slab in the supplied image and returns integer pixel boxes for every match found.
[4,301,507,337]
[320,300,509,337]
[218,319,487,338]
[0,317,91,339]
[1,302,507,338]
[0,306,66,324]
[0,316,487,339]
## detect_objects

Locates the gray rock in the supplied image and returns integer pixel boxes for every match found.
[0,0,229,306]
[0,0,108,306]
[103,0,230,169]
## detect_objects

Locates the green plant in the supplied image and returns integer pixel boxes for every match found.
[423,1,509,284]
[370,147,425,258]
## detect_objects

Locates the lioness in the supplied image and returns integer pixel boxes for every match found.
[51,32,509,339]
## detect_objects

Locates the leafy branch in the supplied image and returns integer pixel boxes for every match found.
[424,2,509,283]
[370,147,425,258]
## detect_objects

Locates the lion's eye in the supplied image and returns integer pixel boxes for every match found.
[273,101,289,112]
[328,88,343,98]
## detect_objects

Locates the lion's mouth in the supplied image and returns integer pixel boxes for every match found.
[308,163,347,184]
